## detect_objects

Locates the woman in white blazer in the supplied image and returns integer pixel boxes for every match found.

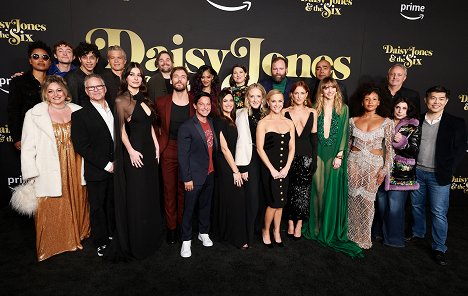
[21,75,90,261]
[234,83,267,245]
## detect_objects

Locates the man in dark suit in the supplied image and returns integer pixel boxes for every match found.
[382,63,421,114]
[147,50,174,102]
[156,66,195,244]
[177,92,218,258]
[100,45,127,111]
[408,85,466,266]
[71,74,115,257]
[259,56,295,105]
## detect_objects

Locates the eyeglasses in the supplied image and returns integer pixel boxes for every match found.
[31,53,50,61]
[85,85,105,91]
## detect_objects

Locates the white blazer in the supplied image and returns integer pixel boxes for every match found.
[235,108,253,166]
[21,102,82,197]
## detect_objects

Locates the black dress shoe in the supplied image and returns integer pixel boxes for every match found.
[433,250,448,266]
[166,230,177,244]
[405,235,423,243]
[274,241,284,247]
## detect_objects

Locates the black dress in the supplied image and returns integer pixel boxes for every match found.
[113,93,162,260]
[284,112,317,220]
[261,132,291,208]
[214,118,248,248]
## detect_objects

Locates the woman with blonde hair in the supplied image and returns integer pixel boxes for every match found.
[21,75,90,261]
[302,77,362,257]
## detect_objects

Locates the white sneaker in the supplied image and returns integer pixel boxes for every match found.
[198,233,213,247]
[180,240,191,258]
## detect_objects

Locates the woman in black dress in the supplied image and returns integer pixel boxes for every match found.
[282,81,318,240]
[256,89,295,247]
[113,62,162,259]
[235,83,267,245]
[213,88,248,249]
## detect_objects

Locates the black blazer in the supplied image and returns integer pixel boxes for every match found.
[177,115,218,186]
[71,101,114,181]
[418,112,467,185]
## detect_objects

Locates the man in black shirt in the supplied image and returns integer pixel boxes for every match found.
[147,50,174,102]
[382,63,421,114]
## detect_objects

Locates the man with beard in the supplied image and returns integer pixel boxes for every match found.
[8,40,52,150]
[155,67,195,244]
[65,42,100,106]
[309,57,348,104]
[260,56,295,105]
[147,50,174,102]
[47,40,76,77]
[101,45,127,110]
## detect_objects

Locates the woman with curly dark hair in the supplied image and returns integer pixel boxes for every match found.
[112,62,162,259]
[190,65,220,114]
[375,97,420,247]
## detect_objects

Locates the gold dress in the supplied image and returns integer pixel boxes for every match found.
[34,122,90,261]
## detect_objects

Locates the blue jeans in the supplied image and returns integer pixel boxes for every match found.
[410,168,450,252]
[376,188,408,247]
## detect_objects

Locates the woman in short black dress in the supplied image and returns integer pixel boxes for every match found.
[256,89,295,247]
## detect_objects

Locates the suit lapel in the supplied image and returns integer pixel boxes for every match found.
[164,96,172,131]
[87,102,113,141]
[193,116,208,151]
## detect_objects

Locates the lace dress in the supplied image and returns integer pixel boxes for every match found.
[347,117,393,249]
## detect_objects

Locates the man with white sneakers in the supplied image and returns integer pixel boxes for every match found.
[177,92,218,258]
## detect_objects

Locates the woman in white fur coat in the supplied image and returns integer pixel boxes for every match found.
[21,75,90,261]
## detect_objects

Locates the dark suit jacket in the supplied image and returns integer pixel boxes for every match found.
[71,101,114,182]
[7,71,42,142]
[147,71,172,102]
[418,112,467,185]
[155,93,195,154]
[100,68,121,111]
[383,86,421,115]
[177,115,218,186]
[65,68,88,106]
[259,77,295,105]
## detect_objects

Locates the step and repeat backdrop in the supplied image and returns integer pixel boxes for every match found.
[1,0,467,205]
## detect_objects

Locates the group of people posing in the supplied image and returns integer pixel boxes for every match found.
[8,40,466,266]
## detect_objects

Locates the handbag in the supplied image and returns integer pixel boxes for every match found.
[10,179,37,217]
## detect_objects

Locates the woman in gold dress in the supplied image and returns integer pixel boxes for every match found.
[21,75,90,261]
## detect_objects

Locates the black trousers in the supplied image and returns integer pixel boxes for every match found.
[87,178,115,247]
[181,173,214,241]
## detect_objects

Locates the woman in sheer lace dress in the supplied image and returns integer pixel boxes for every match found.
[302,77,362,258]
[348,87,393,249]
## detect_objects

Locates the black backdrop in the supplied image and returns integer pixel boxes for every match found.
[1,0,467,204]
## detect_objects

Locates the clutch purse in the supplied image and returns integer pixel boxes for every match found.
[10,179,37,217]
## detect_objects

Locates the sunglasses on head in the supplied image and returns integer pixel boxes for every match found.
[31,53,50,61]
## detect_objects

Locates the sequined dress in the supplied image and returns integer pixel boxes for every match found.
[347,117,393,249]
[261,132,290,208]
[302,105,363,258]
[35,122,90,261]
[284,111,316,220]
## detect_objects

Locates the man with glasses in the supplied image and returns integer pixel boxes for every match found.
[65,42,100,106]
[147,50,174,102]
[101,45,127,110]
[47,40,76,77]
[8,40,52,150]
[71,74,115,257]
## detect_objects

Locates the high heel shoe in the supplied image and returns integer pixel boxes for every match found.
[274,241,284,247]
[293,236,302,241]
[263,241,274,249]
[287,233,294,239]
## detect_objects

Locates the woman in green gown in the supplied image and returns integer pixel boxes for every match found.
[302,77,363,258]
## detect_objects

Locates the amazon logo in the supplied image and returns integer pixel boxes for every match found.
[206,0,252,12]
[400,3,425,20]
